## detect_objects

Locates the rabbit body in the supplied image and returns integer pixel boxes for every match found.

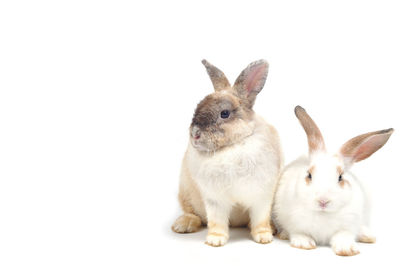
[274,155,370,245]
[172,60,282,247]
[184,114,281,224]
[272,106,392,256]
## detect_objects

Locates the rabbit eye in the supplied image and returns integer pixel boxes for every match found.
[220,110,230,119]
[305,172,312,185]
[338,175,343,182]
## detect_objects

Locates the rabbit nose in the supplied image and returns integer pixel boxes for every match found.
[317,198,330,208]
[192,126,201,140]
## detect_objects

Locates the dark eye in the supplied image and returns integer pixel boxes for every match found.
[307,172,312,180]
[220,110,230,119]
[338,175,343,182]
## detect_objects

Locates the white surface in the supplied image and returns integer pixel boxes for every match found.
[0,1,399,265]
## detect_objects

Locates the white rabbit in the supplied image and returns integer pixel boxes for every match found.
[172,59,283,247]
[273,105,393,256]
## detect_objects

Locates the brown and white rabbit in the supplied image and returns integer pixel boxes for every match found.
[272,106,393,256]
[171,59,283,246]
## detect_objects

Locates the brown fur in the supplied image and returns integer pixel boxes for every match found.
[251,220,272,234]
[340,128,394,162]
[190,60,269,153]
[208,232,226,237]
[336,166,349,188]
[202,60,231,91]
[309,165,315,174]
[177,155,206,222]
[208,221,228,230]
[207,222,229,237]
[294,106,326,154]
[334,247,360,256]
[173,60,281,246]
[270,221,277,235]
[191,92,246,129]
[339,179,350,188]
[171,154,207,233]
[305,165,314,185]
[232,60,269,108]
[171,213,202,233]
[250,218,274,244]
[358,235,376,243]
[336,166,343,175]
[190,91,255,152]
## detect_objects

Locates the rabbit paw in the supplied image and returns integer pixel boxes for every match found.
[252,230,273,244]
[358,226,376,243]
[171,213,202,233]
[205,232,228,247]
[332,241,360,256]
[290,234,316,250]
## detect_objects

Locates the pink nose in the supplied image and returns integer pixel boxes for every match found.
[318,199,330,208]
[192,126,201,140]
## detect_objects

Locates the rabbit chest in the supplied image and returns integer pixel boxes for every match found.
[187,131,279,204]
[286,201,363,244]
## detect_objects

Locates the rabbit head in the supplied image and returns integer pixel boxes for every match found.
[190,59,269,152]
[293,105,393,212]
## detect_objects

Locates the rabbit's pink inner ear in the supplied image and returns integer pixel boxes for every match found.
[244,63,268,95]
[233,60,269,108]
[340,128,394,163]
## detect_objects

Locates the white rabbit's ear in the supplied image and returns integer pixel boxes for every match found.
[294,106,326,156]
[232,59,269,108]
[202,59,231,91]
[340,128,394,167]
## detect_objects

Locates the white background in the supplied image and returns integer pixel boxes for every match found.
[1,1,399,265]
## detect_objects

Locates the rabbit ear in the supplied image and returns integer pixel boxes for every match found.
[201,59,231,91]
[294,106,326,156]
[232,59,269,108]
[340,128,394,167]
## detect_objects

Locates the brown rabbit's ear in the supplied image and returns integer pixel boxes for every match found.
[232,59,269,108]
[201,59,231,91]
[294,106,326,156]
[340,128,394,167]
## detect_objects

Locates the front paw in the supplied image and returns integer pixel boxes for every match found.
[358,226,376,244]
[171,213,202,233]
[290,234,316,250]
[332,242,360,256]
[252,230,273,244]
[205,232,228,247]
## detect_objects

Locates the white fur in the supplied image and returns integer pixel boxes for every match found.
[273,153,372,254]
[272,107,393,255]
[186,115,281,230]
